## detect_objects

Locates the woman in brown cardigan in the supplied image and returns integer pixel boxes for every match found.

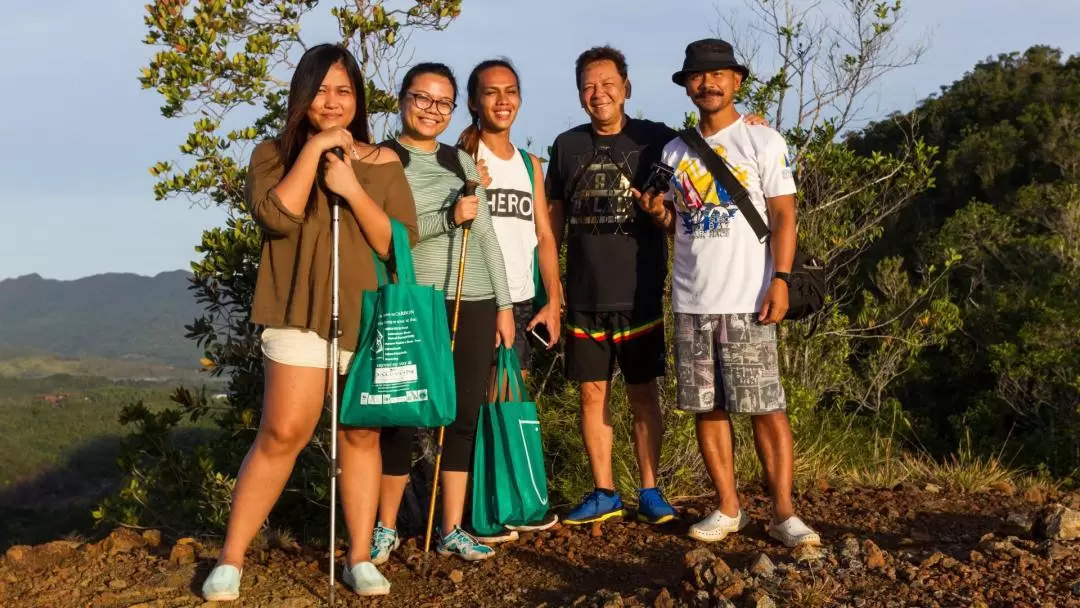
[201,44,418,601]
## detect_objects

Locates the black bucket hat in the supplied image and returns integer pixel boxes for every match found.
[672,38,749,86]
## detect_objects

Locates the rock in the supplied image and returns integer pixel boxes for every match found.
[1041,540,1072,561]
[792,544,826,563]
[141,530,162,547]
[683,548,717,571]
[743,589,777,608]
[107,579,128,590]
[591,523,604,538]
[1001,511,1035,536]
[749,553,776,577]
[448,569,463,584]
[910,531,934,543]
[713,575,745,600]
[1042,505,1080,541]
[169,543,196,565]
[862,540,887,570]
[1072,580,1080,596]
[839,537,861,560]
[923,483,942,494]
[4,545,31,565]
[101,528,145,556]
[38,540,82,558]
[593,589,624,608]
[920,551,945,569]
[653,588,675,608]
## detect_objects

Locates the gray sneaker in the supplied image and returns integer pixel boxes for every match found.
[369,522,400,566]
[437,526,495,561]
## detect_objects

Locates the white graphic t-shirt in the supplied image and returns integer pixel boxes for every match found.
[477,140,538,303]
[661,117,796,314]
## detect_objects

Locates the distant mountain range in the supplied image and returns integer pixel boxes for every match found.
[0,270,205,372]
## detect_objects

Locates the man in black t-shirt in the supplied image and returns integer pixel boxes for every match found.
[545,46,678,527]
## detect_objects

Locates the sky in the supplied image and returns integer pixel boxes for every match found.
[1,0,1078,281]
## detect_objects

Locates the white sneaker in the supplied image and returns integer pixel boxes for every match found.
[768,515,821,547]
[688,509,749,542]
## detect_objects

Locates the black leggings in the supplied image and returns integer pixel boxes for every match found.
[381,298,496,475]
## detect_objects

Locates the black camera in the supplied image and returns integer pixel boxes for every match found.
[643,162,675,195]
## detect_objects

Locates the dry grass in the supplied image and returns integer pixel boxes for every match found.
[785,574,842,608]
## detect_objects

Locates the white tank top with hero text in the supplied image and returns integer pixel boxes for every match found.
[477,140,538,303]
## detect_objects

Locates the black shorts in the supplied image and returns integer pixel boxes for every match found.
[565,308,666,385]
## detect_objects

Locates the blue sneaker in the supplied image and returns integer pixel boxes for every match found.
[563,489,626,525]
[637,487,678,524]
[370,522,400,566]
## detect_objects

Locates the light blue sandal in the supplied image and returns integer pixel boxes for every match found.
[343,561,391,596]
[201,564,242,601]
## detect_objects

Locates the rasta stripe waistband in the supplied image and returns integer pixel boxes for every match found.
[568,317,664,344]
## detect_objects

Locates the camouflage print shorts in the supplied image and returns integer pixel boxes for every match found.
[674,313,786,415]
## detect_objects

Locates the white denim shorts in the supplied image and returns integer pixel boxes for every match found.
[260,327,354,375]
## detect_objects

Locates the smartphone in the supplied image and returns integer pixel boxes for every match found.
[528,324,551,348]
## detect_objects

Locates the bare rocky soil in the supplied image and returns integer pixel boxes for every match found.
[4,484,1080,607]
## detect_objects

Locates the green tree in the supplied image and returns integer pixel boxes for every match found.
[96,0,463,534]
[856,46,1080,478]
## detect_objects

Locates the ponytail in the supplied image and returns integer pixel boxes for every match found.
[457,118,482,158]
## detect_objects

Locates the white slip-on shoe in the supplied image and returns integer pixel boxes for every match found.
[201,564,242,602]
[688,509,750,542]
[342,561,391,597]
[768,515,821,548]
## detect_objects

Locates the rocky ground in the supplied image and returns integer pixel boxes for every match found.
[3,484,1080,607]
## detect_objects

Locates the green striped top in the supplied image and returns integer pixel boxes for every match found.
[400,141,512,309]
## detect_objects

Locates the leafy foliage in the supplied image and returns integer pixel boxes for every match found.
[855,46,1080,479]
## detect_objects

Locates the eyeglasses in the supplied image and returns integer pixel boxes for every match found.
[406,91,456,116]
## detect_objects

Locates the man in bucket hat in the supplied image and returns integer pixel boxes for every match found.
[633,38,821,547]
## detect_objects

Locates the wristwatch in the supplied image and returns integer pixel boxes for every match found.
[773,271,792,287]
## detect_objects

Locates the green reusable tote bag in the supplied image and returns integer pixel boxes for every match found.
[340,220,456,428]
[470,397,502,536]
[479,346,550,528]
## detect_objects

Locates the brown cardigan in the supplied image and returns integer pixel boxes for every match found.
[246,140,419,353]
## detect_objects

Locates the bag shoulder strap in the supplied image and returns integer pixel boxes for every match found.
[388,219,416,284]
[437,144,469,186]
[677,127,770,241]
[518,148,535,196]
[379,139,410,168]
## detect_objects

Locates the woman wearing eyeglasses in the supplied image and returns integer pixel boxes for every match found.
[369,62,515,564]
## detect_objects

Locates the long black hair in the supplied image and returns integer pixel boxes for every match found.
[456,58,521,158]
[278,44,370,171]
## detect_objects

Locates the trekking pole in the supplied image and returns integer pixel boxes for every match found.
[421,179,478,578]
[326,146,346,606]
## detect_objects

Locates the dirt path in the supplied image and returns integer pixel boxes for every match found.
[3,486,1080,607]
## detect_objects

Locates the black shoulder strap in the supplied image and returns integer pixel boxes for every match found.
[379,139,410,167]
[677,128,770,241]
[379,139,470,192]
[437,144,469,186]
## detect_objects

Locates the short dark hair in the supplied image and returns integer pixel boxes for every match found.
[574,46,628,90]
[398,62,459,103]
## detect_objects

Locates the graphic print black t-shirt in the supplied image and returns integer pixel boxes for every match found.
[545,118,675,312]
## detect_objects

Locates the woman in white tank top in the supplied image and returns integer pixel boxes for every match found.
[457,59,563,365]
[455,58,563,540]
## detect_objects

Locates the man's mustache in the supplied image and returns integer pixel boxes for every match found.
[693,88,724,99]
